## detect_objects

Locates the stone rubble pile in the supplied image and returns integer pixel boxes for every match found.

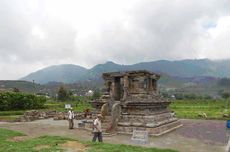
[19,110,57,122]
[18,110,90,122]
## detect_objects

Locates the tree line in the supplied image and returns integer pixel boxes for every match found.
[57,85,101,101]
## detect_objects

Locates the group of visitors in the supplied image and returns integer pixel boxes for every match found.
[68,108,103,142]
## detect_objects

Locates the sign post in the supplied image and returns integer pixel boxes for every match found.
[65,104,71,109]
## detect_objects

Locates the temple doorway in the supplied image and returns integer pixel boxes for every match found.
[114,77,122,101]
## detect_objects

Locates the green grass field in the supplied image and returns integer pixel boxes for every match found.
[44,100,93,112]
[0,128,177,152]
[0,100,93,121]
[170,99,230,120]
[0,115,22,122]
[0,111,25,122]
[1,99,230,121]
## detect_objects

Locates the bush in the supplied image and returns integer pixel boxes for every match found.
[0,92,46,111]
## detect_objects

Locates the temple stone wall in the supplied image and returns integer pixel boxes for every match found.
[95,70,182,135]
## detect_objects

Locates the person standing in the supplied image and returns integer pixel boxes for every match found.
[92,114,103,142]
[68,108,74,129]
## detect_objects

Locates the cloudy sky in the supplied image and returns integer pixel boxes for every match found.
[1,0,230,80]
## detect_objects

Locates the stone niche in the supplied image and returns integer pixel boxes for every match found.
[96,70,182,136]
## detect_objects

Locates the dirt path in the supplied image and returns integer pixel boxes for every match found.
[0,119,229,152]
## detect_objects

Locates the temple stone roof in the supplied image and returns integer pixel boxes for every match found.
[102,70,160,79]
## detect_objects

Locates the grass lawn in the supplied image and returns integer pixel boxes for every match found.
[170,99,230,120]
[0,128,177,152]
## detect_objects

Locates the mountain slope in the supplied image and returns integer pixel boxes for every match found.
[128,59,215,77]
[84,59,230,80]
[21,59,230,84]
[21,64,87,84]
[81,61,125,81]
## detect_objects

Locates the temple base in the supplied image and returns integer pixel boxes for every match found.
[117,120,182,136]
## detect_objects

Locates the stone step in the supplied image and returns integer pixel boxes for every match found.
[102,120,111,123]
[117,120,182,136]
[103,116,111,120]
[118,118,178,128]
[104,115,112,119]
[101,123,109,128]
[102,116,112,123]
[102,132,117,137]
[121,110,170,115]
[120,113,174,121]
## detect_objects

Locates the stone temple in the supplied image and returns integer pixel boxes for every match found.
[92,70,182,136]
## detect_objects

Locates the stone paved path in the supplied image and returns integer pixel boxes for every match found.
[177,119,229,144]
[0,119,229,152]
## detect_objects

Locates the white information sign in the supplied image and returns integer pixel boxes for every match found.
[65,104,71,109]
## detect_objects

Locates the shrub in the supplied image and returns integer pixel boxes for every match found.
[0,92,46,111]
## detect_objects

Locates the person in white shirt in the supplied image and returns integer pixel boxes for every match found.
[92,114,103,142]
[68,108,74,129]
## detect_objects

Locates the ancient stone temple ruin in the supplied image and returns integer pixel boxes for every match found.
[94,70,181,136]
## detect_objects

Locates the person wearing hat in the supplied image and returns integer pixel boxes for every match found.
[68,107,74,129]
[92,114,103,142]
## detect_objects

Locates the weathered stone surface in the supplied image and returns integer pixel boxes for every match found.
[20,110,57,122]
[118,122,131,126]
[77,121,85,128]
[76,113,85,120]
[146,123,156,127]
[131,130,149,144]
[53,112,67,120]
[18,110,89,122]
[132,122,144,127]
[101,103,109,116]
[118,121,182,136]
[89,70,181,135]
[111,102,121,126]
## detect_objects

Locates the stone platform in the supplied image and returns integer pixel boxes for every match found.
[118,119,182,136]
[89,70,182,136]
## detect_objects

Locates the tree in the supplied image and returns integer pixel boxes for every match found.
[218,78,230,87]
[13,88,20,92]
[222,92,230,99]
[92,89,101,100]
[174,93,184,100]
[58,86,68,101]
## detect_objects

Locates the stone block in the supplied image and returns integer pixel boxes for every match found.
[146,123,156,127]
[132,122,143,127]
[118,122,131,126]
[131,130,149,144]
[78,121,85,128]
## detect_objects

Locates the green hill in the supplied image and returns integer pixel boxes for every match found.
[21,64,87,84]
[0,80,43,93]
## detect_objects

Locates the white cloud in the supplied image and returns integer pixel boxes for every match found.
[0,0,230,79]
[31,26,46,39]
[198,16,230,59]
